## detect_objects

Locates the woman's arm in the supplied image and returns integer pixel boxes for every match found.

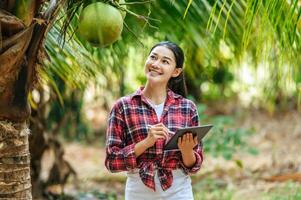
[178,133,198,168]
[178,101,204,172]
[105,102,137,172]
[134,140,150,157]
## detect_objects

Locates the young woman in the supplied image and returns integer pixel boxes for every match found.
[105,41,203,200]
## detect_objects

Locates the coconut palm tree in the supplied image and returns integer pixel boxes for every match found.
[0,0,85,198]
[0,0,144,198]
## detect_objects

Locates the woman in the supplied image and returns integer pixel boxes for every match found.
[105,41,203,200]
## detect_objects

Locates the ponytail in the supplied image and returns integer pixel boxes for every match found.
[168,72,187,98]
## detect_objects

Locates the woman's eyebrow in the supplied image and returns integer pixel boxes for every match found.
[151,52,173,61]
[163,56,172,61]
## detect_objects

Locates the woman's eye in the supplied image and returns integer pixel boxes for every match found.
[150,55,156,60]
[163,60,169,64]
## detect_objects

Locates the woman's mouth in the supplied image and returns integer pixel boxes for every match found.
[149,69,163,76]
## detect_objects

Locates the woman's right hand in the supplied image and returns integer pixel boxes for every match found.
[144,123,169,148]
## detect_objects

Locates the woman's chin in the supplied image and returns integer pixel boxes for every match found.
[146,76,165,85]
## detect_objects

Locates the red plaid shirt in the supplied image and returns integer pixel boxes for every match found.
[105,86,204,191]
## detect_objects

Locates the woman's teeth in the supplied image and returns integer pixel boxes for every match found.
[149,70,162,75]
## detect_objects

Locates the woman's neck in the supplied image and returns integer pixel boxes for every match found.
[142,82,167,105]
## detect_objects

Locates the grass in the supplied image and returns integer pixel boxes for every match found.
[261,181,301,200]
[193,178,301,200]
[46,177,301,200]
[193,177,235,200]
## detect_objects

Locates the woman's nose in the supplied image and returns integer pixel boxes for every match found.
[151,60,160,68]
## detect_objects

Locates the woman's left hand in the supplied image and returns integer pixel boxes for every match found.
[177,133,198,153]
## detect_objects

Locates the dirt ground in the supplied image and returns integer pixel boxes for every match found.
[56,109,301,199]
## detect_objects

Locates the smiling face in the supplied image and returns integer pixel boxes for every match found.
[144,45,182,86]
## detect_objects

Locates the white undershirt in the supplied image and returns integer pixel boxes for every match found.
[146,99,165,121]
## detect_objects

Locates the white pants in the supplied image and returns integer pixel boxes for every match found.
[125,169,194,200]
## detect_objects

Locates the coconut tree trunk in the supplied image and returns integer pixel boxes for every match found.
[0,1,63,199]
[0,121,32,198]
[0,9,35,199]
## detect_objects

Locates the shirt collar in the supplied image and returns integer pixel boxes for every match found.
[131,86,182,101]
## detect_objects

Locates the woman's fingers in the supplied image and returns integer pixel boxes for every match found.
[149,124,171,140]
[193,135,198,144]
[151,126,169,137]
[151,126,165,131]
[158,131,168,139]
[155,135,166,139]
[180,133,195,144]
[163,127,170,137]
[177,133,199,150]
[159,123,170,136]
[151,130,168,139]
[178,136,182,146]
[183,133,189,142]
[189,133,193,142]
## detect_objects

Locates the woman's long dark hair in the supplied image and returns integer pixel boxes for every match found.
[149,41,187,98]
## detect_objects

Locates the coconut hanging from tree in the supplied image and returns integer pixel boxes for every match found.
[77,2,124,47]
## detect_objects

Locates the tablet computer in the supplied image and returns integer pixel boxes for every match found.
[164,124,213,150]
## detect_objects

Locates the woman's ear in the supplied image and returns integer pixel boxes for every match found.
[171,68,183,78]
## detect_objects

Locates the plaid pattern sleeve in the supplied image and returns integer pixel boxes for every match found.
[179,101,204,174]
[105,100,137,172]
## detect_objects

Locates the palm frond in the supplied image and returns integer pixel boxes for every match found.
[42,15,102,96]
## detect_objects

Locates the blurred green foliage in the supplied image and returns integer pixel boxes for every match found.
[195,102,259,160]
[38,0,301,145]
[46,77,92,141]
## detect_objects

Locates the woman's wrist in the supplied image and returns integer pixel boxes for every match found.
[180,149,194,156]
[135,139,151,157]
[142,138,154,149]
[180,149,196,168]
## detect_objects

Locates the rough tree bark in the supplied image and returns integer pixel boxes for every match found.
[0,0,63,199]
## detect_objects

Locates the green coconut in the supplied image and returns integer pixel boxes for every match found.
[77,2,123,47]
